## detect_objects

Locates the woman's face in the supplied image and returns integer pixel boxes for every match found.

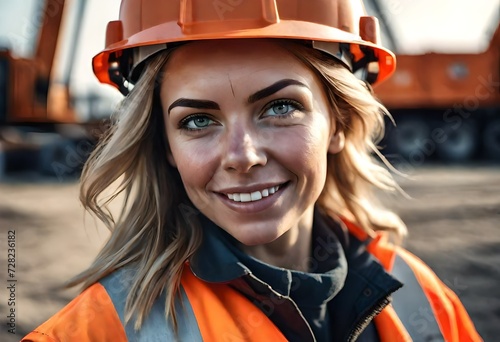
[161,40,344,246]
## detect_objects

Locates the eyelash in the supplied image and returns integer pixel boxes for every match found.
[177,99,304,131]
[178,114,216,131]
[262,99,304,119]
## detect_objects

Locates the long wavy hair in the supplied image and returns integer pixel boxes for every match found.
[69,40,406,330]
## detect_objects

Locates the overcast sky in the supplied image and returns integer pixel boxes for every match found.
[0,0,498,95]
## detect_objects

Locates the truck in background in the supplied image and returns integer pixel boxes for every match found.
[373,19,500,163]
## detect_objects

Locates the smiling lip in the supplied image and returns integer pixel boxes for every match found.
[226,184,280,202]
[214,182,288,213]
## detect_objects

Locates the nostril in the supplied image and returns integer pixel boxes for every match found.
[222,148,267,173]
[221,129,267,172]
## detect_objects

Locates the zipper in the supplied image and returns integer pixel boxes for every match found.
[238,273,316,341]
[347,295,391,342]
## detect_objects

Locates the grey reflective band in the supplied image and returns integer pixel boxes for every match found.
[311,41,353,71]
[391,254,445,342]
[132,44,169,74]
[128,41,356,83]
[132,41,354,75]
[99,268,203,342]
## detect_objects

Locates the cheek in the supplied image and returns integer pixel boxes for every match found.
[276,121,331,172]
[168,138,219,191]
[297,134,329,180]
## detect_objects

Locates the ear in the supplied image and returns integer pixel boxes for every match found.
[328,129,345,154]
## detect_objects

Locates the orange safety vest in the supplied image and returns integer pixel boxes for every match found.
[22,222,482,342]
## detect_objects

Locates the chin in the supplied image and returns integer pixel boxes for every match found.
[231,225,284,246]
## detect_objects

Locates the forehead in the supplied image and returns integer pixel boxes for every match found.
[161,39,318,87]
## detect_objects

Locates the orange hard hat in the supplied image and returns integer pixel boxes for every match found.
[93,0,396,94]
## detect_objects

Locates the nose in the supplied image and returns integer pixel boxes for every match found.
[221,126,267,173]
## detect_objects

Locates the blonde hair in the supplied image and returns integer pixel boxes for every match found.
[281,43,406,238]
[70,40,405,330]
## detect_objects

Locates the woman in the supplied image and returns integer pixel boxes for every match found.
[23,0,481,341]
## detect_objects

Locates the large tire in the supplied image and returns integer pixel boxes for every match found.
[392,116,431,160]
[436,121,478,162]
[483,119,500,161]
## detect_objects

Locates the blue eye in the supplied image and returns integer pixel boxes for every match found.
[181,115,215,130]
[263,100,302,118]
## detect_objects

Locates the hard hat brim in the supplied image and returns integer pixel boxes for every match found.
[93,19,396,89]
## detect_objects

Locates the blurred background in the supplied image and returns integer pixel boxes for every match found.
[0,0,498,341]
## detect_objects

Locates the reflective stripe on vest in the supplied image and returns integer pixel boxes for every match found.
[99,268,203,342]
[100,255,446,342]
[391,254,444,342]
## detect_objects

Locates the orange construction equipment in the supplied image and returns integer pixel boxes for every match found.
[373,22,500,162]
[375,24,499,110]
[0,0,76,124]
[0,0,100,178]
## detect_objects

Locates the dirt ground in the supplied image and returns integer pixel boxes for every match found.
[0,166,498,341]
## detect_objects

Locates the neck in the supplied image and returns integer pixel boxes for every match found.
[240,206,315,272]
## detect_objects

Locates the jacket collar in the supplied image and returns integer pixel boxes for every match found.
[189,212,403,341]
[189,215,250,282]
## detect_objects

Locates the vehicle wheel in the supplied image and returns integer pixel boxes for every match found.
[392,117,431,160]
[483,119,500,161]
[436,121,477,162]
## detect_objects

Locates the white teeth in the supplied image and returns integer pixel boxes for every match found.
[251,191,262,201]
[240,193,251,202]
[225,185,282,203]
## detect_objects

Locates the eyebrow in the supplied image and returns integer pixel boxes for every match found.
[247,79,309,104]
[168,99,220,115]
[167,79,308,114]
